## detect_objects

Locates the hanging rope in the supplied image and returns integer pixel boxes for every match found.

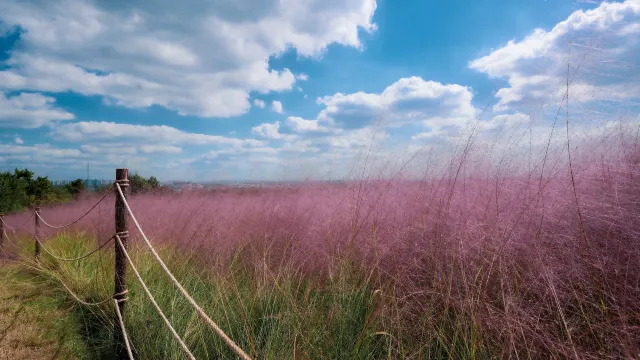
[0,216,15,231]
[34,235,116,262]
[35,185,115,229]
[115,183,253,360]
[114,298,135,360]
[115,235,196,360]
[2,213,34,233]
[56,274,114,307]
[2,228,22,249]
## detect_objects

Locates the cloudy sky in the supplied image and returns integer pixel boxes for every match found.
[0,0,638,181]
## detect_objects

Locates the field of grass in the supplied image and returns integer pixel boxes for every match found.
[2,121,640,359]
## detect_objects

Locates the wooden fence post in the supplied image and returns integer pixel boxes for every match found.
[114,168,129,359]
[35,207,41,260]
[0,214,4,250]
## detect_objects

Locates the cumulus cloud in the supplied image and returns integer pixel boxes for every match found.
[286,116,335,134]
[253,99,266,108]
[0,91,75,128]
[271,100,284,114]
[0,0,377,117]
[469,0,640,111]
[315,77,476,130]
[14,137,23,144]
[252,121,296,140]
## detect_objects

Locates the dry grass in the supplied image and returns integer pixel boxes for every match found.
[0,264,84,360]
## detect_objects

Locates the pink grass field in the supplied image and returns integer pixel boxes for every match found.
[5,121,640,358]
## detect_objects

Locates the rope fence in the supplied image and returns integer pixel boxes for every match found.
[0,168,254,360]
[35,235,115,262]
[34,185,114,230]
[115,183,253,360]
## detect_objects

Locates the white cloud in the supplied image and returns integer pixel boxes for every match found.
[296,73,309,81]
[1,143,84,160]
[0,0,377,117]
[0,91,75,128]
[286,116,335,133]
[271,100,284,114]
[326,127,386,150]
[315,77,476,129]
[412,112,531,144]
[253,99,266,109]
[52,121,264,147]
[139,145,183,154]
[251,121,296,140]
[80,144,138,155]
[14,137,23,144]
[281,140,321,153]
[283,76,476,148]
[0,142,155,177]
[469,0,640,111]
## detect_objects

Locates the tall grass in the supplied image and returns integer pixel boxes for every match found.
[4,116,640,359]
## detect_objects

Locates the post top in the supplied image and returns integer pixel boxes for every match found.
[116,168,129,180]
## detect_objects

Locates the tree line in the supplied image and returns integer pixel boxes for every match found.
[0,169,166,213]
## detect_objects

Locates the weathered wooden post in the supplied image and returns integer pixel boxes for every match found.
[114,168,129,359]
[35,207,41,259]
[0,214,4,250]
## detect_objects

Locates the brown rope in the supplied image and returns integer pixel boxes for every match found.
[35,235,116,262]
[35,185,115,229]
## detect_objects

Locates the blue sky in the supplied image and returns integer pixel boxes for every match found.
[0,0,638,181]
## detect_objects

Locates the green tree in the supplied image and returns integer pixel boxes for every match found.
[0,169,75,213]
[129,173,149,194]
[148,176,160,189]
[129,173,162,194]
[28,176,54,203]
[0,171,28,213]
[65,179,86,197]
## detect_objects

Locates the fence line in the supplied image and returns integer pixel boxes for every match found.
[1,168,254,359]
[115,182,253,360]
[115,234,196,360]
[35,185,114,230]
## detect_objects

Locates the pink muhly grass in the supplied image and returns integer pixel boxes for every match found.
[5,128,640,358]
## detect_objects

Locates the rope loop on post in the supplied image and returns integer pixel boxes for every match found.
[116,231,129,240]
[116,179,130,188]
[113,289,129,303]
